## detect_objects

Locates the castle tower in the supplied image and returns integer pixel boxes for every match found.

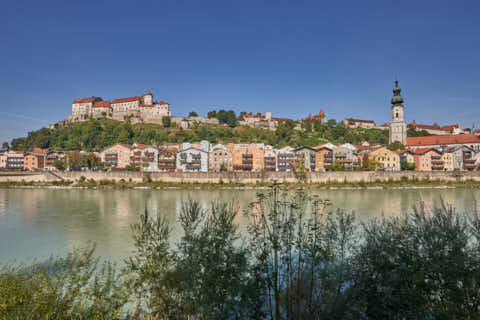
[389,80,407,145]
[143,91,153,105]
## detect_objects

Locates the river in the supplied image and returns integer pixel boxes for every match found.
[1,188,480,264]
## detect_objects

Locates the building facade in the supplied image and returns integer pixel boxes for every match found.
[69,92,171,124]
[158,149,177,172]
[24,153,45,171]
[369,147,400,171]
[176,148,208,172]
[294,146,317,171]
[209,144,232,172]
[101,144,133,168]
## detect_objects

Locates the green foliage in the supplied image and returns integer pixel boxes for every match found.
[1,142,9,150]
[53,159,65,171]
[10,118,389,152]
[188,111,198,117]
[0,246,131,319]
[401,159,415,171]
[161,116,171,128]
[407,124,434,137]
[331,161,347,171]
[387,141,405,150]
[127,201,258,319]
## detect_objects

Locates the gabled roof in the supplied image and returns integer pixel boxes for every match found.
[93,100,111,108]
[294,146,317,152]
[406,134,480,147]
[412,147,441,155]
[73,97,101,104]
[112,96,141,104]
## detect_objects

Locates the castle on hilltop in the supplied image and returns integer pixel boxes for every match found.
[67,92,171,124]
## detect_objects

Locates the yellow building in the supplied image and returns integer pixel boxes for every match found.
[441,152,454,171]
[369,147,400,171]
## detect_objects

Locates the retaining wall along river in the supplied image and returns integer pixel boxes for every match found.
[2,170,480,184]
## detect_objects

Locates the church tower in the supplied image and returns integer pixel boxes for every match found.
[389,80,407,145]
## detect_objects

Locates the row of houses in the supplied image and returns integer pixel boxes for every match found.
[3,133,480,173]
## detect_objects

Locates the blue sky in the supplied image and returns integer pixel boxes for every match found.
[1,0,480,143]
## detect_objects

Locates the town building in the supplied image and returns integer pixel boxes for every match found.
[131,145,159,172]
[441,151,454,171]
[0,153,6,169]
[5,151,25,170]
[333,146,360,170]
[69,92,171,124]
[209,144,232,172]
[406,134,480,152]
[410,121,462,135]
[238,112,291,131]
[441,146,477,171]
[395,150,415,167]
[306,109,326,124]
[276,147,296,172]
[232,144,265,172]
[389,80,407,145]
[294,146,317,171]
[101,144,133,168]
[315,146,334,172]
[157,148,177,172]
[264,148,277,172]
[369,147,400,171]
[45,151,65,170]
[412,148,443,171]
[24,153,45,171]
[342,118,376,129]
[176,148,208,172]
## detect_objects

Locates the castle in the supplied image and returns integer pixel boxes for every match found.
[67,92,171,124]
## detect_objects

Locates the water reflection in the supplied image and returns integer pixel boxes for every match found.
[1,188,480,263]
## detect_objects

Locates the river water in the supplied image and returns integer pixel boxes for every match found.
[1,188,480,264]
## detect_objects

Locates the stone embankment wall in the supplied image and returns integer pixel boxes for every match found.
[0,170,478,184]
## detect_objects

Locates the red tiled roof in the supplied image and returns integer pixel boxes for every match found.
[158,101,169,105]
[272,117,291,122]
[380,123,389,127]
[410,120,459,132]
[146,91,152,95]
[73,97,101,104]
[93,101,111,108]
[244,113,264,119]
[412,147,439,155]
[406,134,480,147]
[112,96,141,104]
[307,109,325,120]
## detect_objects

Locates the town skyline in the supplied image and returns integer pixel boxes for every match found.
[2,1,480,142]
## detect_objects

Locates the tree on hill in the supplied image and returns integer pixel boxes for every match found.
[207,110,217,118]
[162,116,171,128]
[188,111,198,117]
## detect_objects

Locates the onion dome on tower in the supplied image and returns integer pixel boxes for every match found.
[391,80,404,106]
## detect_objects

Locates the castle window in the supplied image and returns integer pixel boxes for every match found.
[396,112,399,118]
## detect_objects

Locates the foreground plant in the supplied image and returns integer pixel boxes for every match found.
[0,246,131,320]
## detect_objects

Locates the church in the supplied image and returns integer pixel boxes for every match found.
[389,80,407,145]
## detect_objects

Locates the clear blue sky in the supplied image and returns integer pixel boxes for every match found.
[1,0,480,143]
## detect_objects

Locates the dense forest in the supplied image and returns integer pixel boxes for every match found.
[8,118,394,152]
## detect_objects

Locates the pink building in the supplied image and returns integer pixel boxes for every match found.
[413,148,443,171]
[101,144,133,168]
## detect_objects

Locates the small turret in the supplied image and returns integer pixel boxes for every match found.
[143,91,153,105]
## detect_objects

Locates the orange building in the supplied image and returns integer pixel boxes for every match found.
[24,153,45,171]
[232,144,265,172]
[315,146,334,172]
[413,148,443,171]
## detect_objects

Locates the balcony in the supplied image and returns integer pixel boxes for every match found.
[242,159,253,165]
[234,164,252,171]
[242,154,253,159]
[142,157,155,162]
[431,155,441,160]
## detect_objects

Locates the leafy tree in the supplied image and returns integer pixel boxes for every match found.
[53,159,65,171]
[331,161,347,171]
[327,119,337,128]
[387,141,405,150]
[400,159,415,171]
[1,142,9,150]
[207,110,217,118]
[188,111,198,117]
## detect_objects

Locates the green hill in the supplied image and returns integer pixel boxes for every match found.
[9,119,389,152]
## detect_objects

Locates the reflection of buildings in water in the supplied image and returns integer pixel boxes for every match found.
[21,189,42,222]
[0,190,6,216]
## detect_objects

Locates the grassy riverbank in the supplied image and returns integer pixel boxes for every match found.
[2,176,480,189]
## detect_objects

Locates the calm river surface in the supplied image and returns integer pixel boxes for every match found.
[1,188,480,264]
